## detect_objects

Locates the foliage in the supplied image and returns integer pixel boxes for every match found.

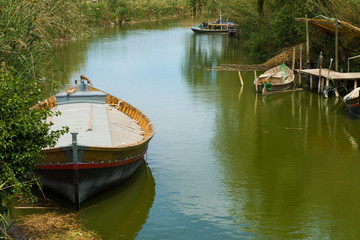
[220,0,360,65]
[0,65,68,216]
[0,0,92,82]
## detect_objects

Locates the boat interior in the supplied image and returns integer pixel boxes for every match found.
[47,90,145,148]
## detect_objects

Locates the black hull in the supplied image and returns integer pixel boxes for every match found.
[36,157,143,207]
[345,96,360,118]
[347,104,360,118]
[191,27,230,34]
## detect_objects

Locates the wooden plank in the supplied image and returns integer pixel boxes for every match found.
[295,69,360,80]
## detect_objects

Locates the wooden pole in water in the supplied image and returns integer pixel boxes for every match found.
[300,45,303,70]
[310,75,313,90]
[335,18,339,71]
[292,47,296,71]
[298,45,303,87]
[326,58,333,88]
[318,51,323,93]
[306,15,310,69]
[254,70,258,92]
[238,71,244,86]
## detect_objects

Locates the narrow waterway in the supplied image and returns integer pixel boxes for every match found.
[48,18,360,239]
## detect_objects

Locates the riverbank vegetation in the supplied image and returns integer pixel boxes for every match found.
[9,211,100,239]
[1,0,360,238]
[217,0,360,69]
[0,66,68,238]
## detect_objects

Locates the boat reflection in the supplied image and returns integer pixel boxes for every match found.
[212,87,360,239]
[78,161,155,239]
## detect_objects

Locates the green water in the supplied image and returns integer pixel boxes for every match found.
[47,18,360,239]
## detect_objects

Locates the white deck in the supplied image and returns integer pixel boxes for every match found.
[48,103,144,148]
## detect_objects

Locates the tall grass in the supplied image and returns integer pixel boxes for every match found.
[90,0,192,24]
[0,0,93,82]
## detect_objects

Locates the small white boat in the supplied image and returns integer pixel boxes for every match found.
[254,63,295,94]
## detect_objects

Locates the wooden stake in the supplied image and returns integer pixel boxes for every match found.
[238,71,244,86]
[254,70,258,92]
[310,75,313,90]
[300,44,303,70]
[306,15,310,69]
[326,58,333,88]
[318,52,323,93]
[335,18,338,71]
[292,47,296,71]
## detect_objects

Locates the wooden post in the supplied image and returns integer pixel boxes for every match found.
[238,71,244,86]
[292,47,296,71]
[299,45,303,87]
[355,80,358,89]
[326,58,333,88]
[335,18,338,71]
[306,15,310,69]
[300,44,303,70]
[318,51,323,93]
[254,70,258,92]
[310,75,313,90]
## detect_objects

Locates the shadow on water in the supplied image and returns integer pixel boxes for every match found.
[15,161,156,240]
[76,161,156,239]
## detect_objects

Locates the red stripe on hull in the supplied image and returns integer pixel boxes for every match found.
[347,103,360,108]
[37,152,145,170]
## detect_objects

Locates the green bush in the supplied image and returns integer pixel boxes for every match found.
[0,65,68,218]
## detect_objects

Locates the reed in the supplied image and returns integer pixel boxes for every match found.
[0,0,92,81]
[96,0,191,23]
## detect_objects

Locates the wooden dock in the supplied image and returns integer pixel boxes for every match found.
[295,68,360,93]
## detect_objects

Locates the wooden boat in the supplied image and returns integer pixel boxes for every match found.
[191,15,236,34]
[343,87,360,117]
[34,76,155,208]
[191,24,234,34]
[254,63,295,94]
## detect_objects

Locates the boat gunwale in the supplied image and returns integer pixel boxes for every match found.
[35,85,155,149]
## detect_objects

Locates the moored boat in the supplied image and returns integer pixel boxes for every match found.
[343,87,360,117]
[191,23,235,34]
[34,76,155,208]
[191,14,236,34]
[254,63,295,94]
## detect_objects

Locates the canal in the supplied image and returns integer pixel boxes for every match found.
[48,18,360,239]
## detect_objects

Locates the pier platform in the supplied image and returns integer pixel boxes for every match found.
[295,69,360,92]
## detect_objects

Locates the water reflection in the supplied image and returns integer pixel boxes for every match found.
[182,32,257,88]
[212,83,360,239]
[79,161,155,239]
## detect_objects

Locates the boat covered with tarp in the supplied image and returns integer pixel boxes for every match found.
[254,63,295,94]
[34,76,155,208]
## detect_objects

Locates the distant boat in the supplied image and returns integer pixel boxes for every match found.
[343,87,360,117]
[34,76,155,208]
[254,63,295,94]
[191,15,236,34]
